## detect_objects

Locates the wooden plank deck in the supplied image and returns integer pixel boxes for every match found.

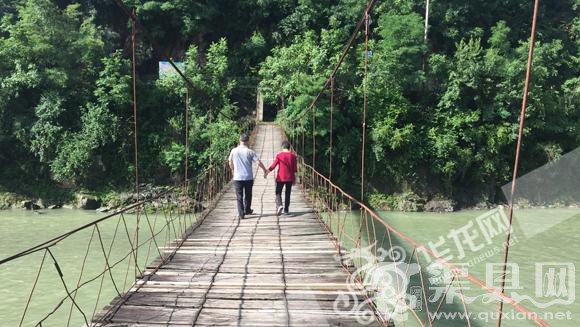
[93,124,381,326]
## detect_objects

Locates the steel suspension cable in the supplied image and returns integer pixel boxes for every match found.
[110,0,234,121]
[301,124,305,157]
[47,248,89,326]
[111,0,192,90]
[18,250,47,327]
[361,9,370,202]
[329,77,334,179]
[184,88,189,189]
[281,1,379,209]
[287,0,379,124]
[130,8,141,279]
[496,0,541,325]
[312,105,316,168]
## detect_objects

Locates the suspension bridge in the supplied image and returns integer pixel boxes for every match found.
[92,123,380,326]
[0,0,553,326]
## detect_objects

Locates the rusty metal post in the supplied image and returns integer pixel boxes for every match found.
[496,0,540,325]
[329,77,334,179]
[361,9,369,202]
[130,8,140,276]
[312,106,316,169]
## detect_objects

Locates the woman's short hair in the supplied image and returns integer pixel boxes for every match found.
[281,140,291,149]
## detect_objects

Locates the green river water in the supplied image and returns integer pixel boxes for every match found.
[0,207,578,326]
[369,208,580,326]
[0,208,180,327]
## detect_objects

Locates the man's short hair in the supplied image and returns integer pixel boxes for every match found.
[281,140,291,149]
[240,134,250,142]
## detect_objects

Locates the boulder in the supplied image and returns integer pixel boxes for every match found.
[424,199,456,212]
[0,192,24,209]
[118,192,136,205]
[20,200,41,210]
[96,206,110,213]
[193,201,205,213]
[473,201,492,210]
[47,204,62,209]
[398,193,425,212]
[35,198,47,209]
[77,194,101,210]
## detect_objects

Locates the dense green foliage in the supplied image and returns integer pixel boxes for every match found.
[259,0,579,205]
[0,0,578,206]
[0,0,304,196]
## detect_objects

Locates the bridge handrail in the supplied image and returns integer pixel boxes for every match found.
[297,156,550,327]
[0,159,234,326]
[0,187,175,265]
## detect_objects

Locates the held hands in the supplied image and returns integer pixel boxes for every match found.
[263,169,270,179]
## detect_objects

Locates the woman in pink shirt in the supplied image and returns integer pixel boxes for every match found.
[265,140,297,216]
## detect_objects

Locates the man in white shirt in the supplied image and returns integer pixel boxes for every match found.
[228,134,267,219]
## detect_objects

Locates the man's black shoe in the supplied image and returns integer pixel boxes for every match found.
[245,209,254,215]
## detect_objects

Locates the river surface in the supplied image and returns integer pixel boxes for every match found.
[369,208,580,326]
[0,207,578,326]
[0,208,177,326]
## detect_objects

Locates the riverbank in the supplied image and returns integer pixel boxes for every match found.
[367,191,579,213]
[0,184,176,212]
[2,186,578,214]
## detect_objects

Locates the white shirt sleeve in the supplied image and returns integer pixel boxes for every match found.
[252,150,259,162]
[228,149,234,161]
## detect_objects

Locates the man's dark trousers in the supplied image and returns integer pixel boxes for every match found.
[234,180,253,216]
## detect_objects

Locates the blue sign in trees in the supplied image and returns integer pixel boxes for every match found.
[159,61,186,78]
